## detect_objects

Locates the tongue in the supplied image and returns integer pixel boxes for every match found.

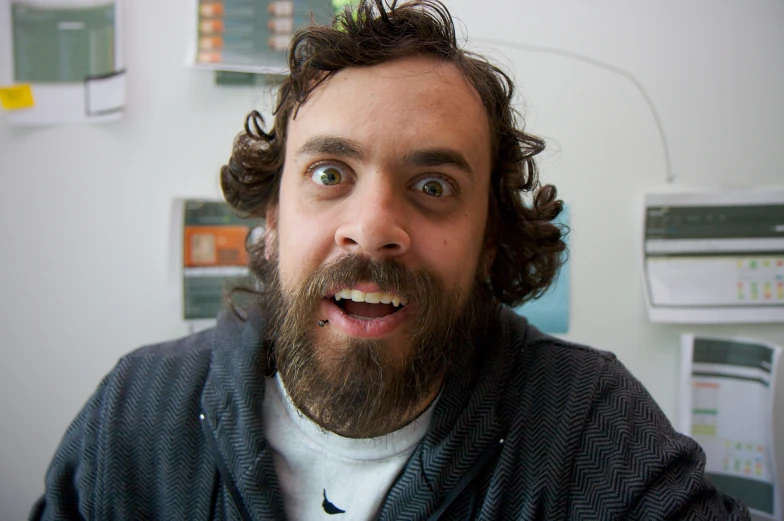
[342,301,397,319]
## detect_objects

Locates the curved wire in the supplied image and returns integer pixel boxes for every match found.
[474,37,676,184]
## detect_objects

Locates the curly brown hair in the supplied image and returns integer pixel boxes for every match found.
[221,0,565,307]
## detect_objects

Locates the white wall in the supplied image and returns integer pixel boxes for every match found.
[1,0,782,519]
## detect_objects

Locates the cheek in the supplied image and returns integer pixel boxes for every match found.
[275,203,336,291]
[417,214,487,288]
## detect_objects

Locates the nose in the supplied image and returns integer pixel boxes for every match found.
[335,183,411,259]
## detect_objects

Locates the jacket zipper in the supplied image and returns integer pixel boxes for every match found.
[425,434,506,521]
[201,412,255,521]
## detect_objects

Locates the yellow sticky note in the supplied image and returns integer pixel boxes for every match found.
[0,84,35,110]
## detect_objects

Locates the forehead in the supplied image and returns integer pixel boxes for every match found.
[286,56,492,173]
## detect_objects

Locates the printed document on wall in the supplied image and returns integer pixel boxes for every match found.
[680,334,782,520]
[171,199,259,325]
[187,0,355,74]
[643,189,784,323]
[3,0,125,125]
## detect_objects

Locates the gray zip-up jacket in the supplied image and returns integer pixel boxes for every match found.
[31,308,750,520]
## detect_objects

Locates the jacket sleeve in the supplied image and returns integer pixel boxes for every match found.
[29,376,110,521]
[570,354,751,520]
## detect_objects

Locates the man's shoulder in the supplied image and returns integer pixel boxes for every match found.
[96,327,217,420]
[36,327,222,520]
[120,326,215,366]
[112,326,215,381]
[496,308,656,424]
[499,307,618,376]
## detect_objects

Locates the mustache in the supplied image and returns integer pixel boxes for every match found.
[294,254,439,309]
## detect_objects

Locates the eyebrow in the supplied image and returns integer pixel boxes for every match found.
[296,136,366,161]
[402,148,475,182]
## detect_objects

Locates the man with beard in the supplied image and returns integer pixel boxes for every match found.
[32,1,751,520]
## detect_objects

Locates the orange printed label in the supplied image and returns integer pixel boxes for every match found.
[184,226,249,267]
[199,2,225,17]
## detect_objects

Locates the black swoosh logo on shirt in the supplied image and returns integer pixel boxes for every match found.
[322,489,346,515]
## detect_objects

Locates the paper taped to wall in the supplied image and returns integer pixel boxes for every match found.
[513,205,570,333]
[173,199,260,322]
[187,0,351,74]
[680,334,782,520]
[0,84,35,109]
[643,190,784,323]
[6,0,125,125]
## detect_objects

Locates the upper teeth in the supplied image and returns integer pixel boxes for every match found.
[333,289,407,307]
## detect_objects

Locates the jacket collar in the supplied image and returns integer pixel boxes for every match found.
[200,306,530,520]
[201,310,286,519]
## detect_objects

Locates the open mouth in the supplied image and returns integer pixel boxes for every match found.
[330,288,407,320]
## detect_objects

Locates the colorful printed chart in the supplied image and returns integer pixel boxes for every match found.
[191,0,351,73]
[5,0,126,125]
[644,190,784,323]
[178,199,259,321]
[680,335,782,520]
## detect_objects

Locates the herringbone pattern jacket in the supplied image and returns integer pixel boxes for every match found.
[32,308,750,520]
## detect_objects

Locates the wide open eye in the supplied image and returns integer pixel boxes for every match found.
[412,176,453,197]
[310,164,345,186]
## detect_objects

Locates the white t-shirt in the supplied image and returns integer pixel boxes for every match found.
[262,374,437,521]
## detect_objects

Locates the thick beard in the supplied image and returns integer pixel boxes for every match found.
[258,253,488,438]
